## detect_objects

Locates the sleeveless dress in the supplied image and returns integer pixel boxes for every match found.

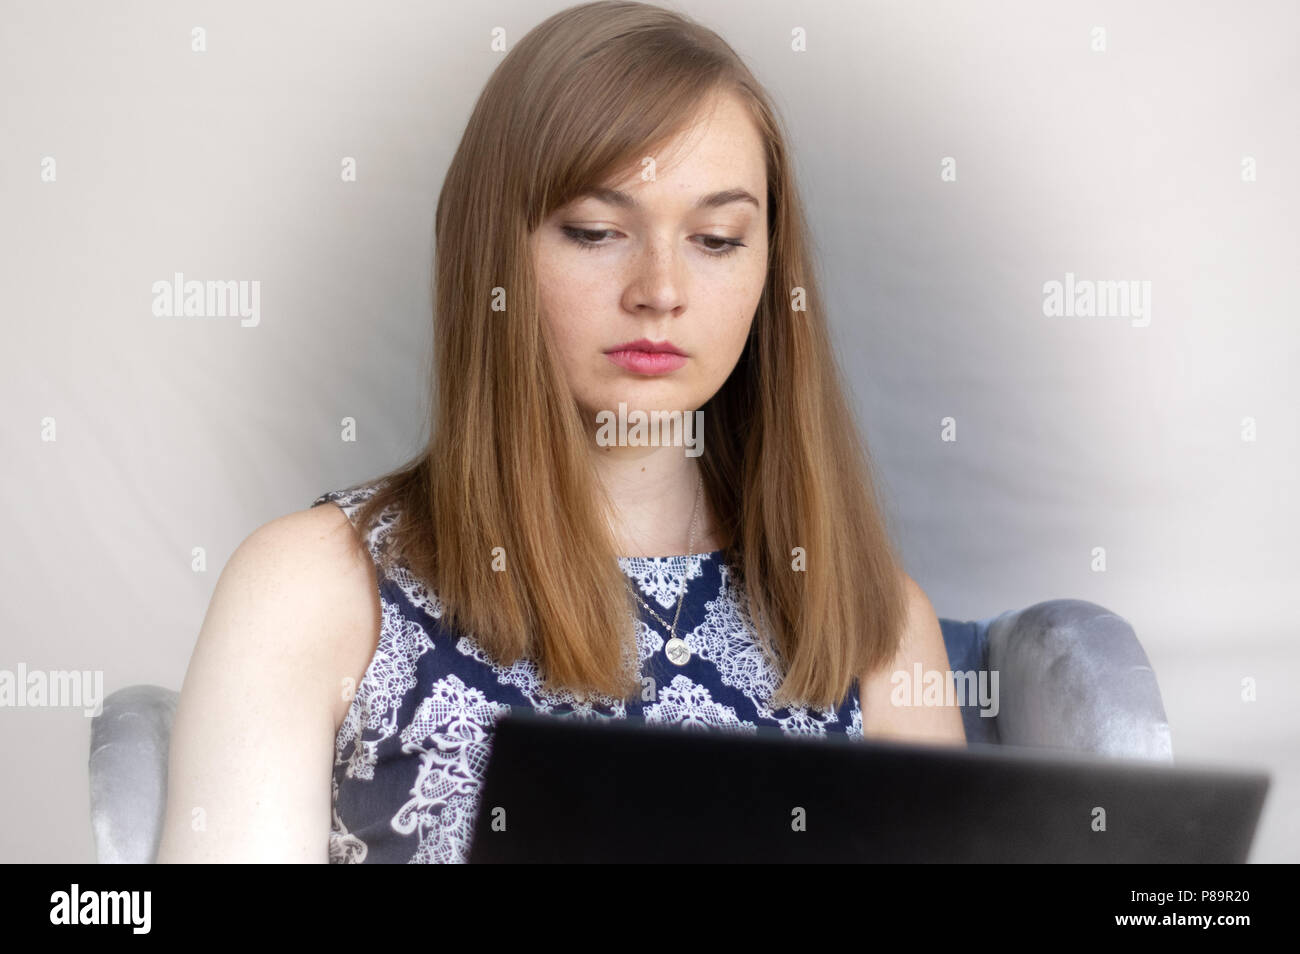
[312,479,866,864]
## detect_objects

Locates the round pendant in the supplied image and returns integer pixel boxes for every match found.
[664,637,691,666]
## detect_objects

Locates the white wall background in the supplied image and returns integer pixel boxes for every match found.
[2,0,1296,862]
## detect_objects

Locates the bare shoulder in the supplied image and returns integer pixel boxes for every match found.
[155,502,380,862]
[210,503,379,687]
[233,502,382,730]
[859,571,966,747]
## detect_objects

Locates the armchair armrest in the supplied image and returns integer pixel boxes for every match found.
[986,599,1173,760]
[89,685,179,863]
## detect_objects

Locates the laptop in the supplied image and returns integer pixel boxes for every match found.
[466,708,1270,863]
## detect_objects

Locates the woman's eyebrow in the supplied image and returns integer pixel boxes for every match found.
[574,186,760,210]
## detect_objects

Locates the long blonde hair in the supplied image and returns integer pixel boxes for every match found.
[344,0,906,711]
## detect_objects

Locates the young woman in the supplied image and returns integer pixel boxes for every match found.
[158,0,963,865]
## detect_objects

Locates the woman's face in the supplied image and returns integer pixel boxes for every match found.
[529,91,769,425]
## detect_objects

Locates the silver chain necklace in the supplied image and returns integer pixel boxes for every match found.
[622,470,702,667]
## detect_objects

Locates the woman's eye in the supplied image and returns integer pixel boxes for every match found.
[561,227,616,248]
[696,235,744,257]
[560,226,744,257]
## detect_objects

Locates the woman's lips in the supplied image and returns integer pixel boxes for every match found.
[603,340,688,375]
[605,349,688,374]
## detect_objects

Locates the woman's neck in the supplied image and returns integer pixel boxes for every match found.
[589,440,722,558]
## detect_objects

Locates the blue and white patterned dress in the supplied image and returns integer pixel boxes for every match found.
[311,479,866,863]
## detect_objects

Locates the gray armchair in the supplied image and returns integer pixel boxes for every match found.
[89,597,1172,863]
[944,598,1172,758]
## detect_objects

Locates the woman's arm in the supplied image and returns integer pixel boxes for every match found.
[860,572,967,746]
[155,505,378,862]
